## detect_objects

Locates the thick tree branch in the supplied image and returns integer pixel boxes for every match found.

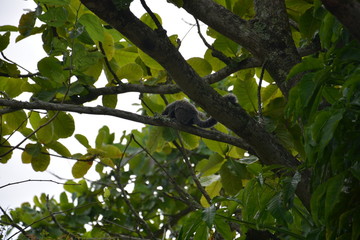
[321,0,360,42]
[80,0,310,209]
[182,0,301,95]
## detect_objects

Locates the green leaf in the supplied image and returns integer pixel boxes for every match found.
[299,8,321,39]
[3,110,27,131]
[100,145,122,158]
[201,179,222,207]
[146,126,163,153]
[138,49,163,70]
[187,57,212,77]
[0,25,18,32]
[36,116,56,144]
[75,134,91,148]
[72,160,93,178]
[95,126,114,148]
[179,211,203,240]
[38,7,68,27]
[212,35,238,57]
[319,12,335,49]
[179,131,200,150]
[29,146,51,172]
[38,57,67,83]
[72,43,104,71]
[117,63,143,82]
[46,141,71,157]
[102,31,115,60]
[204,49,226,72]
[325,174,345,224]
[261,84,281,106]
[0,77,25,98]
[310,109,344,157]
[53,112,75,138]
[102,94,118,108]
[140,13,162,30]
[193,223,209,240]
[78,13,104,42]
[115,47,139,66]
[0,138,12,163]
[287,57,323,81]
[220,162,243,195]
[203,139,228,156]
[63,180,86,194]
[214,215,233,240]
[18,11,36,36]
[311,181,327,225]
[202,205,216,227]
[233,72,258,112]
[0,32,10,52]
[267,193,293,225]
[318,109,344,151]
[195,153,225,176]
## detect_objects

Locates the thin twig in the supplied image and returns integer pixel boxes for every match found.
[0,179,80,190]
[257,60,267,122]
[98,41,122,84]
[0,52,32,74]
[194,18,231,64]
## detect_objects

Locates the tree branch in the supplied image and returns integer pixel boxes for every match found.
[49,0,312,209]
[67,56,262,105]
[0,99,251,151]
[0,179,80,190]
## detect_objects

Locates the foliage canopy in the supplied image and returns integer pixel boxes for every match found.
[0,0,360,239]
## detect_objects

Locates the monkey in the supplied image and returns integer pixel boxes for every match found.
[162,94,237,128]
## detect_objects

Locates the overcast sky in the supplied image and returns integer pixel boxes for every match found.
[0,0,207,209]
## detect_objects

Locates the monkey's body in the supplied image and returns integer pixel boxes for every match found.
[162,94,237,128]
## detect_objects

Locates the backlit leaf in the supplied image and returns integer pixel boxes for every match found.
[75,134,91,148]
[18,11,36,36]
[29,146,50,172]
[0,138,12,163]
[0,32,10,51]
[38,7,68,27]
[53,112,75,138]
[72,160,93,178]
[38,57,67,83]
[187,57,212,77]
[117,63,143,82]
[79,13,104,42]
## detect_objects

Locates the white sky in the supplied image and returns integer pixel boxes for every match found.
[0,0,207,209]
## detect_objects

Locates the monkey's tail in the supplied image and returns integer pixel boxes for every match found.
[194,117,217,128]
